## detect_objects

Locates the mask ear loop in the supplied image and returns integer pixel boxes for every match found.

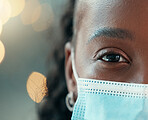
[71,48,79,80]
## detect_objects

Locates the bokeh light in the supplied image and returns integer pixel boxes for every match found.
[32,3,54,32]
[0,0,11,25]
[26,72,47,103]
[8,0,25,17]
[0,40,5,64]
[31,5,41,24]
[20,0,41,25]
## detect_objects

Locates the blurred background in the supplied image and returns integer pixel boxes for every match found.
[0,0,67,120]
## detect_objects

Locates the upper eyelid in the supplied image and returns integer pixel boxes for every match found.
[98,51,121,58]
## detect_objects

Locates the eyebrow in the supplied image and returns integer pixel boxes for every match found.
[88,27,134,43]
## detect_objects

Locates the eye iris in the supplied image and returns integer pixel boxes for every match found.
[103,54,120,62]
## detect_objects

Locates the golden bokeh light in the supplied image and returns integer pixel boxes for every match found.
[20,0,41,25]
[32,3,54,32]
[26,72,47,103]
[0,40,5,64]
[0,0,11,25]
[8,0,25,17]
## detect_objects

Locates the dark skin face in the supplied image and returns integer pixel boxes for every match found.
[65,0,148,101]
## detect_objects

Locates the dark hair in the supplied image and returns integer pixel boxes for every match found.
[38,0,76,120]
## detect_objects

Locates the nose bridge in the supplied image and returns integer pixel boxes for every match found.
[135,40,148,84]
[143,71,148,84]
[141,56,148,84]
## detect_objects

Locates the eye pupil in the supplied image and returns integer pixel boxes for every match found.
[103,54,120,62]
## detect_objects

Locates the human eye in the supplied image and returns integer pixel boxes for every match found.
[95,48,131,64]
[100,53,126,63]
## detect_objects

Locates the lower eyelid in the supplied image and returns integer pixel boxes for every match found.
[97,59,130,70]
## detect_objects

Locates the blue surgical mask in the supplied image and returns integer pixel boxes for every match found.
[71,50,148,120]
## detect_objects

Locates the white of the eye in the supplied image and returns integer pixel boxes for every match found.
[119,56,126,62]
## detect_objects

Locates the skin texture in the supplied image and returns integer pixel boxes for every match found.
[65,0,148,102]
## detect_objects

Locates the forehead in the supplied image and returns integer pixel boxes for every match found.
[75,0,148,40]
